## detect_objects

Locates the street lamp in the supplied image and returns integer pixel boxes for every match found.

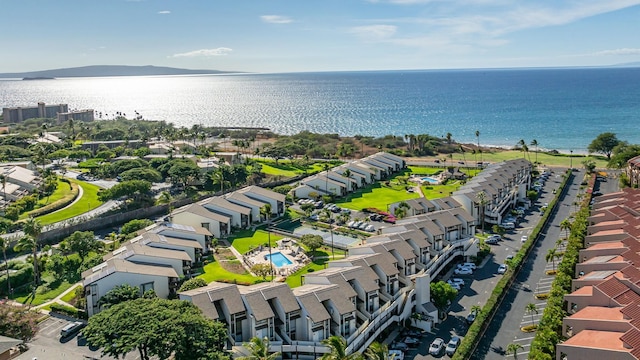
[570,150,573,170]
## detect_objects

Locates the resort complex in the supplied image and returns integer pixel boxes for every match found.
[78,152,535,358]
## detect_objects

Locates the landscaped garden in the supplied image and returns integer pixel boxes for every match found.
[35,179,103,225]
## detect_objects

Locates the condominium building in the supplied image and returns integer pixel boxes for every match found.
[2,102,68,123]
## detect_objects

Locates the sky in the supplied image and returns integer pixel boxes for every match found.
[2,0,640,73]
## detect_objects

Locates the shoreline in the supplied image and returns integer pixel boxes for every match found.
[458,142,590,156]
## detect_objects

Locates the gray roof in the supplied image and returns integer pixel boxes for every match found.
[349,253,399,277]
[226,192,266,208]
[238,282,300,322]
[0,335,21,354]
[371,239,417,261]
[104,243,191,262]
[307,266,375,294]
[201,197,252,215]
[174,203,231,223]
[133,232,204,250]
[82,258,179,285]
[239,185,286,203]
[292,285,333,323]
[180,282,246,318]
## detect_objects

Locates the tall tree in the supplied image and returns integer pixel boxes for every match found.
[430,281,458,317]
[506,343,524,359]
[365,341,391,360]
[21,217,42,284]
[321,335,362,360]
[83,298,228,360]
[475,191,489,235]
[559,218,572,239]
[0,237,10,295]
[475,130,482,164]
[260,204,273,280]
[588,132,620,159]
[61,231,103,263]
[526,303,539,327]
[530,139,539,164]
[239,337,280,360]
[545,248,559,271]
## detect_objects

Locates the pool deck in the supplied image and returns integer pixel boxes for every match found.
[243,245,310,277]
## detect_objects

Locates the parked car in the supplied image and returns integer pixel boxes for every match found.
[450,278,465,287]
[365,225,375,232]
[458,262,477,271]
[497,264,508,274]
[429,338,445,355]
[454,267,473,275]
[466,310,477,324]
[486,237,499,245]
[521,235,528,243]
[445,336,461,356]
[447,280,462,290]
[388,350,405,360]
[403,337,420,346]
[391,342,409,352]
[61,321,85,338]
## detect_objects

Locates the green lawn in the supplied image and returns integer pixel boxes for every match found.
[60,284,81,303]
[440,150,608,169]
[13,279,75,306]
[335,181,420,211]
[19,180,74,220]
[228,229,283,255]
[36,179,104,225]
[259,163,300,177]
[421,180,465,199]
[285,257,330,288]
[197,259,261,285]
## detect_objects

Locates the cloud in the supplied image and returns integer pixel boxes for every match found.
[592,48,640,56]
[261,15,293,24]
[349,25,397,41]
[158,10,171,14]
[170,48,233,58]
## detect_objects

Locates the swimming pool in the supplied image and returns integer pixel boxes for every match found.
[264,252,293,268]
[421,177,440,184]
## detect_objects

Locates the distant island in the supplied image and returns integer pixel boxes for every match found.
[22,76,55,80]
[0,65,242,79]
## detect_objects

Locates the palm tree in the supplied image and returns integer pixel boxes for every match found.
[475,191,489,235]
[365,341,391,360]
[21,217,42,284]
[321,335,362,360]
[546,248,559,271]
[15,235,39,286]
[560,218,572,239]
[459,145,466,165]
[238,337,280,360]
[445,132,452,144]
[0,174,6,204]
[526,303,539,327]
[0,236,10,295]
[506,343,524,359]
[530,139,539,164]
[475,130,482,164]
[470,305,482,317]
[395,201,411,220]
[260,204,273,280]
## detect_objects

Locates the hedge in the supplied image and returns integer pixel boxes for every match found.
[27,182,79,218]
[50,302,87,319]
[453,170,573,360]
[0,264,34,296]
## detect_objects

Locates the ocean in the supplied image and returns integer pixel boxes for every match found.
[1,67,640,152]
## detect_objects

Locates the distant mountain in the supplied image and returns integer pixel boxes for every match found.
[0,65,242,79]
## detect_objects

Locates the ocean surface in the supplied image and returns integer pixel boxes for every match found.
[1,67,640,152]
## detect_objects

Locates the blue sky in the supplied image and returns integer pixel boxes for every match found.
[2,0,640,73]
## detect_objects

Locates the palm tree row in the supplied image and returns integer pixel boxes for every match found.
[240,336,394,360]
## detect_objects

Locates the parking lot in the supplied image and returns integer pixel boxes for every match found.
[17,315,140,360]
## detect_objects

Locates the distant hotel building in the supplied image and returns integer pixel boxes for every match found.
[2,102,94,123]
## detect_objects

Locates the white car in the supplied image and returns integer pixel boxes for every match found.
[429,338,445,356]
[498,264,508,274]
[454,267,473,275]
[445,336,461,356]
[447,280,462,290]
[521,235,528,243]
[458,262,477,270]
[450,278,465,287]
[388,350,404,360]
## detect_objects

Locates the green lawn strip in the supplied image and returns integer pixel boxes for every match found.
[421,181,465,199]
[60,284,81,303]
[19,180,73,220]
[407,166,444,175]
[197,259,261,285]
[229,229,283,255]
[335,182,419,211]
[442,150,608,169]
[13,279,74,306]
[35,179,103,225]
[259,163,299,177]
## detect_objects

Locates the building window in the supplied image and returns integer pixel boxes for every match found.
[140,282,154,294]
[201,223,210,230]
